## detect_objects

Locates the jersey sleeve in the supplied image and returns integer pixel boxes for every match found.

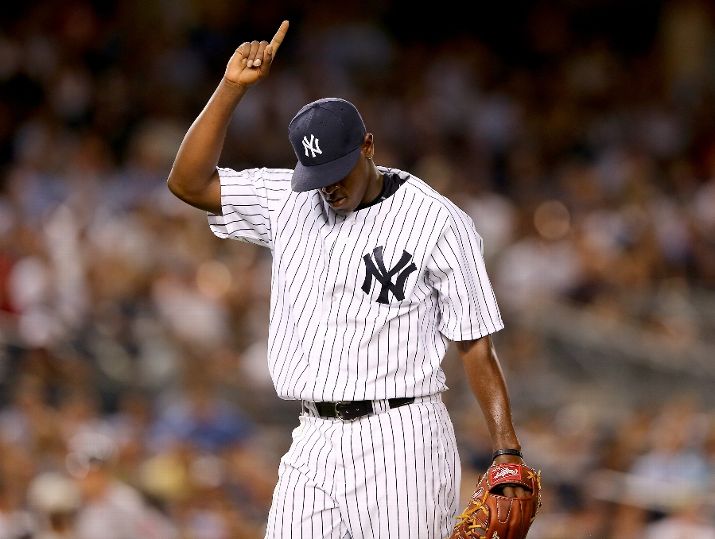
[207,167,277,249]
[427,214,504,341]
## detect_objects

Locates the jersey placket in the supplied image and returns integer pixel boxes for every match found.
[305,213,347,390]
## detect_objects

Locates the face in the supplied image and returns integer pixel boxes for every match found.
[319,135,379,215]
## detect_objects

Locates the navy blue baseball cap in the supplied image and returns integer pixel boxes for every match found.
[288,98,366,192]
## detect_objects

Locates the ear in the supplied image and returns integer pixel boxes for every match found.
[362,133,375,158]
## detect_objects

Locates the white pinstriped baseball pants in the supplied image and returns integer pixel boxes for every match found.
[264,394,461,539]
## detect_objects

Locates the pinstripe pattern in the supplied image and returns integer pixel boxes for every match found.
[207,166,504,402]
[265,396,459,539]
[207,164,503,537]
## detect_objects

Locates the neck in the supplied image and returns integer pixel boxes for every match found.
[363,164,383,204]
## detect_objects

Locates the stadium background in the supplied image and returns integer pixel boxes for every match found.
[1,1,714,537]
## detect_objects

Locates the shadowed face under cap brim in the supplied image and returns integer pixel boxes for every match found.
[291,145,362,192]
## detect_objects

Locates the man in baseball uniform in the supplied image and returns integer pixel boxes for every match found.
[168,21,529,539]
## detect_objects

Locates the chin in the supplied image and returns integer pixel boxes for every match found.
[329,196,356,214]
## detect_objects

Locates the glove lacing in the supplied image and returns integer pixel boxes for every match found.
[454,486,490,539]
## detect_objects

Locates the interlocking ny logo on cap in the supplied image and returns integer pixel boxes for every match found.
[302,134,322,158]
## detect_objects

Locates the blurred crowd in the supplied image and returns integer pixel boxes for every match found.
[1,1,714,537]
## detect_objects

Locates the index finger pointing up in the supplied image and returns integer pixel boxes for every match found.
[267,20,289,55]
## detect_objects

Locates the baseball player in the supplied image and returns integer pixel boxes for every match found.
[167,20,531,538]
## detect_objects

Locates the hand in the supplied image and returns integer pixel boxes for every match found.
[493,454,530,498]
[224,20,289,87]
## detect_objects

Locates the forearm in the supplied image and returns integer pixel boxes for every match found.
[456,336,520,452]
[167,79,247,200]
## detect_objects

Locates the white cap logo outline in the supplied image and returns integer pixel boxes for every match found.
[302,134,322,158]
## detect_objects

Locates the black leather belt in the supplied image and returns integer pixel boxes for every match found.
[311,398,415,421]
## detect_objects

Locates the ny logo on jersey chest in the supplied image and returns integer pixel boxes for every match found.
[361,246,417,304]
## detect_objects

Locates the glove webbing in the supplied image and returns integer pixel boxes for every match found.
[454,487,490,539]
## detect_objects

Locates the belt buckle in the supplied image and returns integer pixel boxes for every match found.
[335,401,358,421]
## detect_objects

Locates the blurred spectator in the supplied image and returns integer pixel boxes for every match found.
[26,471,80,539]
[150,382,253,454]
[644,506,715,539]
[67,430,177,539]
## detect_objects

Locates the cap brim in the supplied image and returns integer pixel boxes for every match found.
[291,146,362,192]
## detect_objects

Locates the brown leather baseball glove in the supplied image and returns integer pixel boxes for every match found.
[450,462,542,539]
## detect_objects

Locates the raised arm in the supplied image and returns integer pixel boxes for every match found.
[166,20,289,213]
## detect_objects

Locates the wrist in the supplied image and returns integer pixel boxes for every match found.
[492,448,523,461]
[220,77,248,93]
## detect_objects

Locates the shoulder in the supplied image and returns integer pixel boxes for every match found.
[217,167,294,188]
[385,167,477,236]
[216,168,297,212]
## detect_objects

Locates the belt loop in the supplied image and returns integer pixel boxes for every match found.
[302,400,317,417]
[373,399,389,414]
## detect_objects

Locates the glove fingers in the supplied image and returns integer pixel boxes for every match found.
[496,496,513,524]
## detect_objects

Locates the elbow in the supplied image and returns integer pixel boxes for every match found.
[166,170,181,197]
[166,170,190,202]
[165,168,220,214]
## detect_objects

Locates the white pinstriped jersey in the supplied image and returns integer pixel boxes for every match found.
[208,166,504,402]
